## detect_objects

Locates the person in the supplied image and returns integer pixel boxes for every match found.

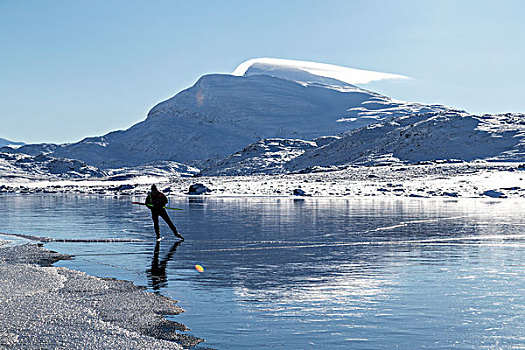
[146,185,184,241]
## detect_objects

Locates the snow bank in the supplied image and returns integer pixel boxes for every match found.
[0,242,203,349]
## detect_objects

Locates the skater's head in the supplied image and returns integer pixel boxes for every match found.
[151,184,158,192]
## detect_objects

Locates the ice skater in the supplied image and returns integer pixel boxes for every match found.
[146,185,184,241]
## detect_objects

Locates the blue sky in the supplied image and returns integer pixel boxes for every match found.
[1,0,524,143]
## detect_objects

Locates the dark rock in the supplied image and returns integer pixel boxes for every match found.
[107,174,136,181]
[293,188,306,196]
[482,190,506,198]
[188,183,211,195]
[443,192,459,197]
[114,184,134,191]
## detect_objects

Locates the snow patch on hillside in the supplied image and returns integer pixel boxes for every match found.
[0,153,199,184]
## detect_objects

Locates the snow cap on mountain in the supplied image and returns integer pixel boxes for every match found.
[232,58,410,86]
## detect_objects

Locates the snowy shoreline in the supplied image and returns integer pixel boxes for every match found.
[0,241,203,349]
[1,162,525,199]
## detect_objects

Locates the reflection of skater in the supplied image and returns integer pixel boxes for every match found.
[146,241,181,292]
[146,185,184,241]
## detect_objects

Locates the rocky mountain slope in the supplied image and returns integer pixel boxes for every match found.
[0,152,105,179]
[285,112,525,171]
[200,138,319,176]
[0,151,199,182]
[197,111,525,176]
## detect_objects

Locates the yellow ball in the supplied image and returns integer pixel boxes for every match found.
[195,264,204,273]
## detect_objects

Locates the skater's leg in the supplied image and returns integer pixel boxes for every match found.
[160,209,184,240]
[151,211,161,239]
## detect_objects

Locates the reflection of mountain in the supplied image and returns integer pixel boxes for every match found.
[180,197,494,296]
[146,241,181,292]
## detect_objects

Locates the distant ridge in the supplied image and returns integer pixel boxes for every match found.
[0,138,25,148]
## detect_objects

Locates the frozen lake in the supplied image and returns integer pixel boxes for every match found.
[1,194,524,349]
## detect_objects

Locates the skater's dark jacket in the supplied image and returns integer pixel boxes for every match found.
[145,190,168,210]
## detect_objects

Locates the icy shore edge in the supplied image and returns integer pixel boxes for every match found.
[0,241,203,349]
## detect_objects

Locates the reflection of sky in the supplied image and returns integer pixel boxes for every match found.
[1,195,524,349]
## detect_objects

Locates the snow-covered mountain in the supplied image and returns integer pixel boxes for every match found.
[8,58,522,178]
[6,59,452,169]
[285,112,525,171]
[198,111,525,176]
